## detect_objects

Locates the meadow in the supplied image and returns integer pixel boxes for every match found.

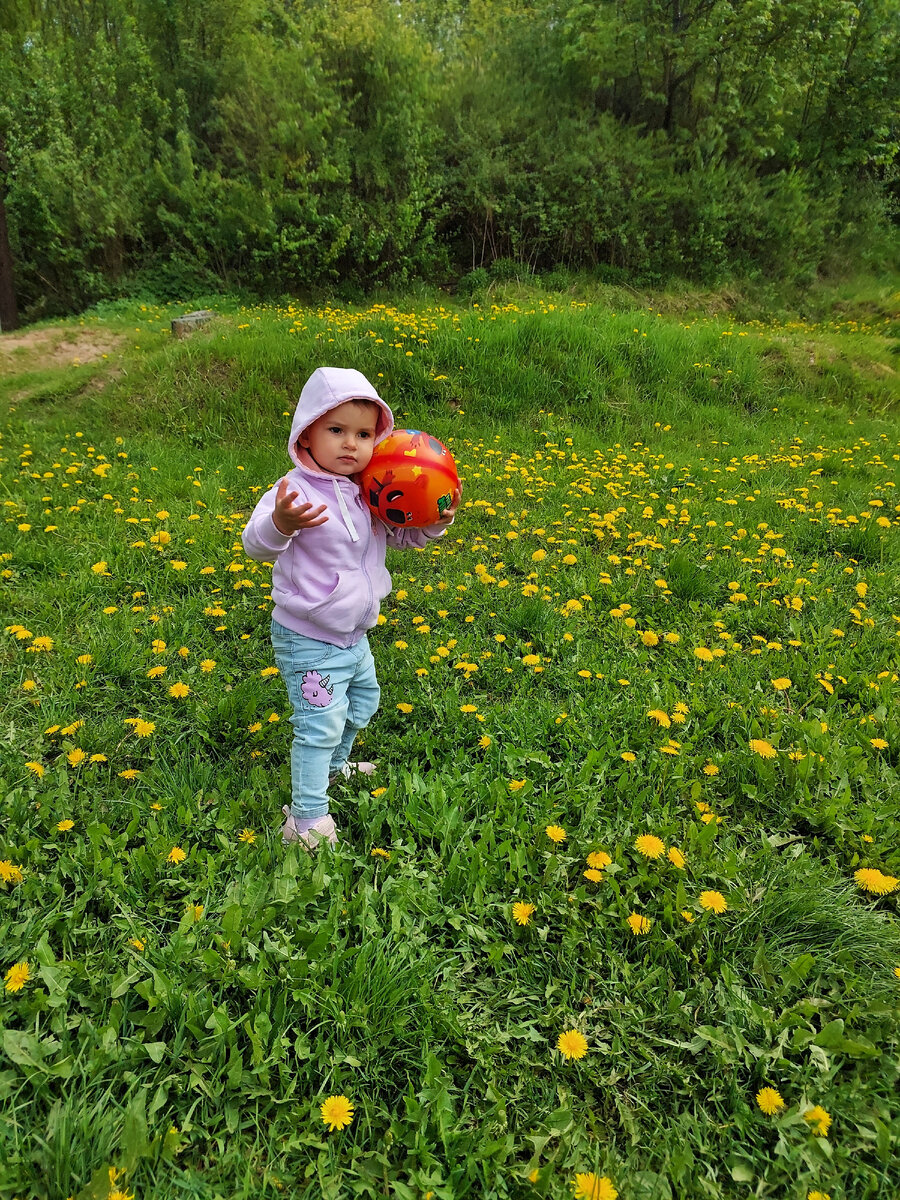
[1,281,899,1200]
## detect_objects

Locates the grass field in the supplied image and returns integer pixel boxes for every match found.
[1,279,899,1200]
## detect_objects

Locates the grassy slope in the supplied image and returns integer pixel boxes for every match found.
[1,279,899,1200]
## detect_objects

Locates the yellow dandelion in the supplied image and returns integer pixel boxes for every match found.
[756,1086,785,1115]
[512,902,535,926]
[699,890,728,914]
[803,1106,832,1137]
[510,779,527,791]
[702,762,719,776]
[620,751,636,762]
[681,909,694,923]
[870,738,888,749]
[168,682,190,698]
[627,912,652,935]
[370,847,390,859]
[4,961,31,992]
[771,677,792,691]
[634,834,666,859]
[647,709,670,727]
[166,846,186,864]
[641,630,659,647]
[238,829,256,844]
[667,846,686,869]
[583,868,604,883]
[25,761,44,778]
[396,702,413,713]
[545,824,566,843]
[66,748,86,767]
[200,659,216,673]
[478,735,492,749]
[586,851,611,870]
[694,647,714,662]
[749,739,777,759]
[319,1094,354,1132]
[129,937,145,951]
[56,819,74,832]
[0,861,25,884]
[556,1029,588,1059]
[854,868,898,895]
[572,1173,618,1200]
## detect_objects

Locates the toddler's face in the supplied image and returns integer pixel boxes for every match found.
[298,401,378,475]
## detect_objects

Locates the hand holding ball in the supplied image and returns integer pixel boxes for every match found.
[361,429,459,528]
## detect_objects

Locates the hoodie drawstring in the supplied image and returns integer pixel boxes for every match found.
[332,479,360,542]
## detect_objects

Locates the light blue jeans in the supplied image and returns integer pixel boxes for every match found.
[270,619,380,820]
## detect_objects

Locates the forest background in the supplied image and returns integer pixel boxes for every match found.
[1,0,899,329]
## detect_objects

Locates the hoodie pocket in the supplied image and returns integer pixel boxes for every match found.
[306,571,365,636]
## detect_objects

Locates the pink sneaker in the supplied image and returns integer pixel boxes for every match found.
[281,807,338,849]
[329,760,377,784]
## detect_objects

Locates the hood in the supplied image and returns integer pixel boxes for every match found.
[288,367,394,467]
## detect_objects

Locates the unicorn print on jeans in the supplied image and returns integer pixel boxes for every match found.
[300,669,333,707]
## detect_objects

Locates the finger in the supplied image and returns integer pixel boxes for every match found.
[300,514,329,527]
[291,502,327,518]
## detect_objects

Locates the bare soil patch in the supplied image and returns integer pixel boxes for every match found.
[0,326,127,373]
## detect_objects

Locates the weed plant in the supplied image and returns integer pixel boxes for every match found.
[1,286,899,1199]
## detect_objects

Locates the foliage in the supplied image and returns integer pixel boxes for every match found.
[0,0,898,317]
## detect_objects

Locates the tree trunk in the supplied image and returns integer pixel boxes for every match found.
[0,138,19,331]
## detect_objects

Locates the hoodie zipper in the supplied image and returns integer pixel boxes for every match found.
[335,477,375,627]
[357,493,375,627]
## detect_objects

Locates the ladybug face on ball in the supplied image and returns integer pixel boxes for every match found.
[367,468,429,526]
[360,427,459,528]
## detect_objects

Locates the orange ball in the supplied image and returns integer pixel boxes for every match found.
[361,429,459,529]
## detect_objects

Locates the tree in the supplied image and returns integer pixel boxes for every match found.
[0,135,19,330]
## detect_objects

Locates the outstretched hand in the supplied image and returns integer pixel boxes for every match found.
[272,477,328,536]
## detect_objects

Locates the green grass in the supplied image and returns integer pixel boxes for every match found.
[1,281,899,1199]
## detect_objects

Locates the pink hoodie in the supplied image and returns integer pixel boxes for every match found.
[241,367,449,647]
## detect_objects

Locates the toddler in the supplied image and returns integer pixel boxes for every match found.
[241,367,460,848]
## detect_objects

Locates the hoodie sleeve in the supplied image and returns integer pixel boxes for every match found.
[384,516,453,550]
[241,480,306,561]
